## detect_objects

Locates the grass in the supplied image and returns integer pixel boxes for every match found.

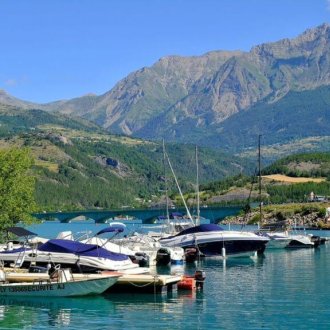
[34,159,59,172]
[262,174,326,183]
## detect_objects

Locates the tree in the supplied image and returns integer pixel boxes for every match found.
[0,148,37,238]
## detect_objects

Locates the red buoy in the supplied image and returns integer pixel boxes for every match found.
[177,276,196,291]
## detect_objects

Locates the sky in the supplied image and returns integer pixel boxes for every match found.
[0,0,330,103]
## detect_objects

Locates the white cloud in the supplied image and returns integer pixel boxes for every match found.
[5,79,17,86]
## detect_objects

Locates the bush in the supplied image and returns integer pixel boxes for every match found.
[248,213,261,224]
[317,208,327,218]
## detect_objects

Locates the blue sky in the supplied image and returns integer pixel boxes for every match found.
[0,0,329,103]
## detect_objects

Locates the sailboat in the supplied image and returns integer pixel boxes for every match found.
[159,144,269,259]
[108,145,185,267]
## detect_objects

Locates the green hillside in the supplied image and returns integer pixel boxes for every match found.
[262,152,330,179]
[0,104,100,137]
[0,103,253,211]
[196,152,330,206]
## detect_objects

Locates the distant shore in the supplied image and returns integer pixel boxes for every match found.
[221,202,330,230]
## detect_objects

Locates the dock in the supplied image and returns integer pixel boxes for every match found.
[109,273,183,293]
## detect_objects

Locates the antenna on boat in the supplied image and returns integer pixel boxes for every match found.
[195,145,200,227]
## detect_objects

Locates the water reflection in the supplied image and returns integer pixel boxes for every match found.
[0,295,116,328]
[1,244,329,329]
[0,288,203,329]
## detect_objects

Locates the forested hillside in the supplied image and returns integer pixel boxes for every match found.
[0,103,252,210]
[196,152,330,206]
[262,152,330,179]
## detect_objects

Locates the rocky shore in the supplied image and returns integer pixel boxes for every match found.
[222,203,330,230]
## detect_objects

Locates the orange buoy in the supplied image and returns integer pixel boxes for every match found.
[177,276,196,291]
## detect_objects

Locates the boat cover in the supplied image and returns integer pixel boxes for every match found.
[6,227,36,237]
[38,239,129,261]
[96,225,125,235]
[1,247,29,254]
[170,212,184,218]
[175,224,224,236]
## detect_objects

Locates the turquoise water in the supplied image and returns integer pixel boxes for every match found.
[0,222,330,329]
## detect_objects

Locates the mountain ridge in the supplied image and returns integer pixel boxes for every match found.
[1,23,330,151]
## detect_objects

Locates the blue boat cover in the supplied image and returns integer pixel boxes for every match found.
[2,247,29,254]
[7,227,36,237]
[96,225,125,236]
[38,239,128,261]
[175,224,224,236]
[170,212,183,218]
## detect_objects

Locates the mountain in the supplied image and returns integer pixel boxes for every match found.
[1,24,330,153]
[202,85,330,152]
[0,90,40,109]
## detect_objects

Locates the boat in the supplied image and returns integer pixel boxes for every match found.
[159,223,269,258]
[285,233,316,248]
[258,231,292,249]
[258,230,316,249]
[79,223,150,267]
[0,268,120,297]
[2,269,183,294]
[114,230,185,266]
[158,144,269,259]
[0,237,148,273]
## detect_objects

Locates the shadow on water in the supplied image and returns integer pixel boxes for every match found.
[184,255,266,271]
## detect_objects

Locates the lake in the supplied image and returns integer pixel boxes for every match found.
[0,222,330,329]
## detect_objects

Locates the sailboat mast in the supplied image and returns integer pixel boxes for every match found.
[195,145,200,226]
[162,139,170,223]
[258,134,263,225]
[165,151,194,224]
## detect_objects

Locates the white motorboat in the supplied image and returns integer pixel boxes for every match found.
[286,233,316,248]
[0,268,120,297]
[0,225,149,274]
[0,238,145,273]
[257,230,317,249]
[159,224,269,258]
[115,231,185,266]
[79,223,150,267]
[260,232,292,249]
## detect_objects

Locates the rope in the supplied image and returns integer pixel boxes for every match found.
[123,275,160,288]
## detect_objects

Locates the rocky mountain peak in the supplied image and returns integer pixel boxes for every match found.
[1,24,330,151]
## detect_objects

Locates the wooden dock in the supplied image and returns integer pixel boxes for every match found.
[109,273,183,293]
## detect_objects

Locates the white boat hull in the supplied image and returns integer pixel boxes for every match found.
[160,230,269,258]
[0,249,141,272]
[0,274,119,297]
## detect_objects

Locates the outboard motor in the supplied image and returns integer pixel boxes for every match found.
[194,269,206,290]
[135,252,149,267]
